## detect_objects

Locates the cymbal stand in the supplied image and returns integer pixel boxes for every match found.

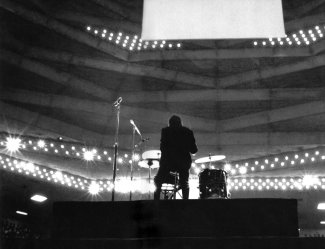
[111,102,121,201]
[129,125,136,201]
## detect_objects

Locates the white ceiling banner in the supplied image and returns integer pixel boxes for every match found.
[141,0,286,40]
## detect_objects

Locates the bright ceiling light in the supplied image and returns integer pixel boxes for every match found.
[239,166,247,174]
[37,140,45,148]
[302,175,320,186]
[88,182,100,195]
[31,194,47,202]
[83,150,94,161]
[16,211,28,216]
[6,137,21,153]
[224,163,232,171]
[320,221,325,224]
[317,203,325,210]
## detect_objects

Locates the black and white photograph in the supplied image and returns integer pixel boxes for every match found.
[0,0,325,248]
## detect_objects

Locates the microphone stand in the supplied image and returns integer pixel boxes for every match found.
[111,100,121,202]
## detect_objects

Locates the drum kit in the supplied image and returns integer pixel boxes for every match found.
[195,154,230,199]
[138,151,230,199]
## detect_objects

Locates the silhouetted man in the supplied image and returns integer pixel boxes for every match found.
[154,115,198,200]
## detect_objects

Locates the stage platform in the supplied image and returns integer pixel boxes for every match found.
[52,199,299,238]
[3,237,325,249]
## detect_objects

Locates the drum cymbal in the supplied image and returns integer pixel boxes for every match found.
[142,150,161,160]
[138,159,160,169]
[195,155,226,164]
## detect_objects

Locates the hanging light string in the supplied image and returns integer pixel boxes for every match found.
[0,133,140,165]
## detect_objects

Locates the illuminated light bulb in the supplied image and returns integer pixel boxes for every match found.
[279,41,283,45]
[201,164,206,169]
[251,167,255,171]
[118,32,122,36]
[262,41,266,46]
[255,161,259,165]
[253,41,258,46]
[281,162,285,166]
[305,153,309,157]
[275,158,279,162]
[6,137,21,153]
[116,40,120,44]
[231,169,236,175]
[65,151,69,155]
[308,30,312,34]
[295,155,299,159]
[322,156,325,160]
[33,146,37,150]
[311,157,315,162]
[261,165,265,170]
[133,154,140,161]
[285,156,289,160]
[94,30,98,35]
[152,45,156,48]
[83,150,94,161]
[108,157,112,161]
[239,167,247,174]
[109,37,112,41]
[312,37,316,41]
[123,44,126,47]
[269,38,273,41]
[177,43,181,48]
[265,159,269,164]
[224,163,232,171]
[86,26,91,31]
[129,47,133,50]
[271,163,274,168]
[160,44,164,48]
[37,140,45,148]
[101,33,105,38]
[301,159,305,163]
[118,157,123,163]
[297,41,301,45]
[168,44,173,48]
[315,151,319,155]
[291,161,295,165]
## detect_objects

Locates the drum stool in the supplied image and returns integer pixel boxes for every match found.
[161,172,182,200]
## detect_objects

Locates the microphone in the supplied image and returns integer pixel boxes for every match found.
[130,119,141,136]
[112,97,122,107]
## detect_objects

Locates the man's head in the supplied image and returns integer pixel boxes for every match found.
[169,115,182,127]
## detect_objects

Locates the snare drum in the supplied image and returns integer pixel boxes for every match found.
[199,169,229,199]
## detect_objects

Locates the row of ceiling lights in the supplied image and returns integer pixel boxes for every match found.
[253,24,324,47]
[2,152,325,197]
[3,135,325,177]
[0,136,141,164]
[228,175,325,191]
[85,26,182,51]
[208,148,325,176]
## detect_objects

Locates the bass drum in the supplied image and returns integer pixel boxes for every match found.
[199,169,229,199]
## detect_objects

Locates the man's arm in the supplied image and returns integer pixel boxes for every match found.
[189,130,198,154]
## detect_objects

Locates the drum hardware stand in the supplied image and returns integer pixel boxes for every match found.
[129,120,143,201]
[111,97,122,202]
[147,159,154,199]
